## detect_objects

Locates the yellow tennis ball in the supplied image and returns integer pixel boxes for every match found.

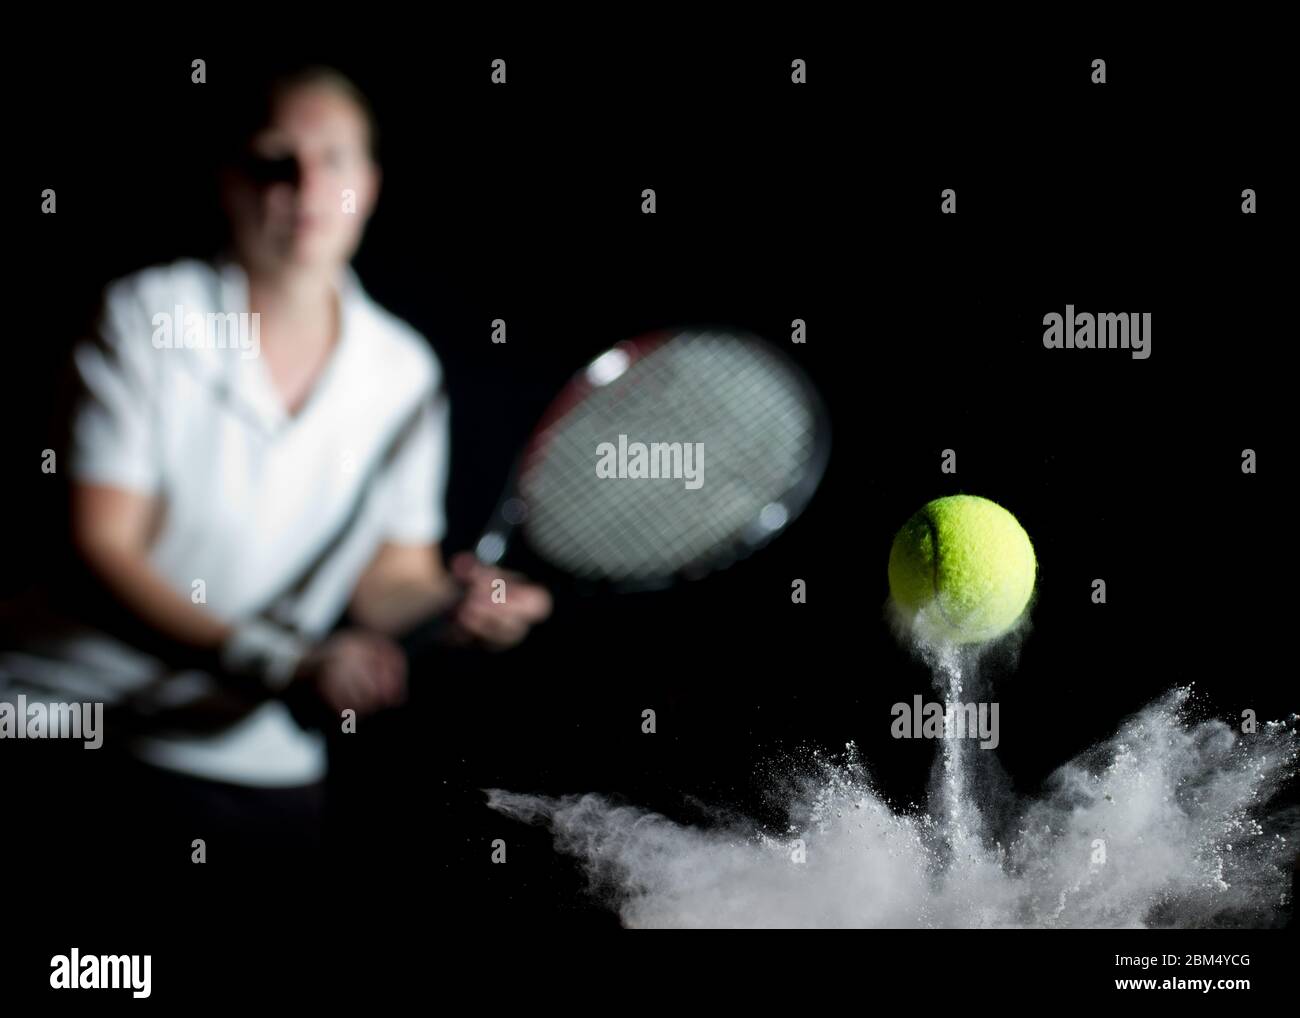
[888,495,1036,644]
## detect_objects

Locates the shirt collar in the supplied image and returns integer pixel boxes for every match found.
[213,253,362,437]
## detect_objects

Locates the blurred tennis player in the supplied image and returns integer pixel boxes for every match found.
[0,64,550,863]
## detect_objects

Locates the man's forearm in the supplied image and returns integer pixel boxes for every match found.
[77,542,233,655]
[348,577,459,637]
[75,545,306,691]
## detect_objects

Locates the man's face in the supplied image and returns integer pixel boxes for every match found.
[223,85,380,273]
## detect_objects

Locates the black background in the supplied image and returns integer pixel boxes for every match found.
[1,24,1293,1004]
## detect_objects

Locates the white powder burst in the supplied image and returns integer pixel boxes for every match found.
[486,688,1297,928]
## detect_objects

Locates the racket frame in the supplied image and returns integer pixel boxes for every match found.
[473,327,831,593]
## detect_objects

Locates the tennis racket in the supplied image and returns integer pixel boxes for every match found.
[402,326,829,650]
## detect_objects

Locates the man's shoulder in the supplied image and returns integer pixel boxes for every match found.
[102,257,220,314]
[354,299,444,396]
[80,258,221,375]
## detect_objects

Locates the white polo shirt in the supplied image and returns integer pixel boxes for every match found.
[0,256,449,785]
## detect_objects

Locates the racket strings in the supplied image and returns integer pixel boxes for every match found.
[520,333,816,581]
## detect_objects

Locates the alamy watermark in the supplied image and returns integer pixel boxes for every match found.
[152,305,260,359]
[596,435,704,490]
[1043,305,1151,360]
[50,949,150,998]
[0,695,103,748]
[891,695,999,749]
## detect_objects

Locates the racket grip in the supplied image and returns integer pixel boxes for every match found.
[395,589,467,659]
[397,533,508,657]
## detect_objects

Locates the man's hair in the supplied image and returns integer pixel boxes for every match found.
[218,62,381,165]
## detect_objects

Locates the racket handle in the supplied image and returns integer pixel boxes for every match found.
[397,519,513,658]
[396,601,463,659]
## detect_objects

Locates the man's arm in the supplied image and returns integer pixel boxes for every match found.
[71,481,405,711]
[71,482,233,654]
[349,542,553,648]
[347,542,459,637]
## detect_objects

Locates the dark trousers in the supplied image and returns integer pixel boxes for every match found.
[5,741,329,876]
[2,739,397,976]
[112,753,328,869]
